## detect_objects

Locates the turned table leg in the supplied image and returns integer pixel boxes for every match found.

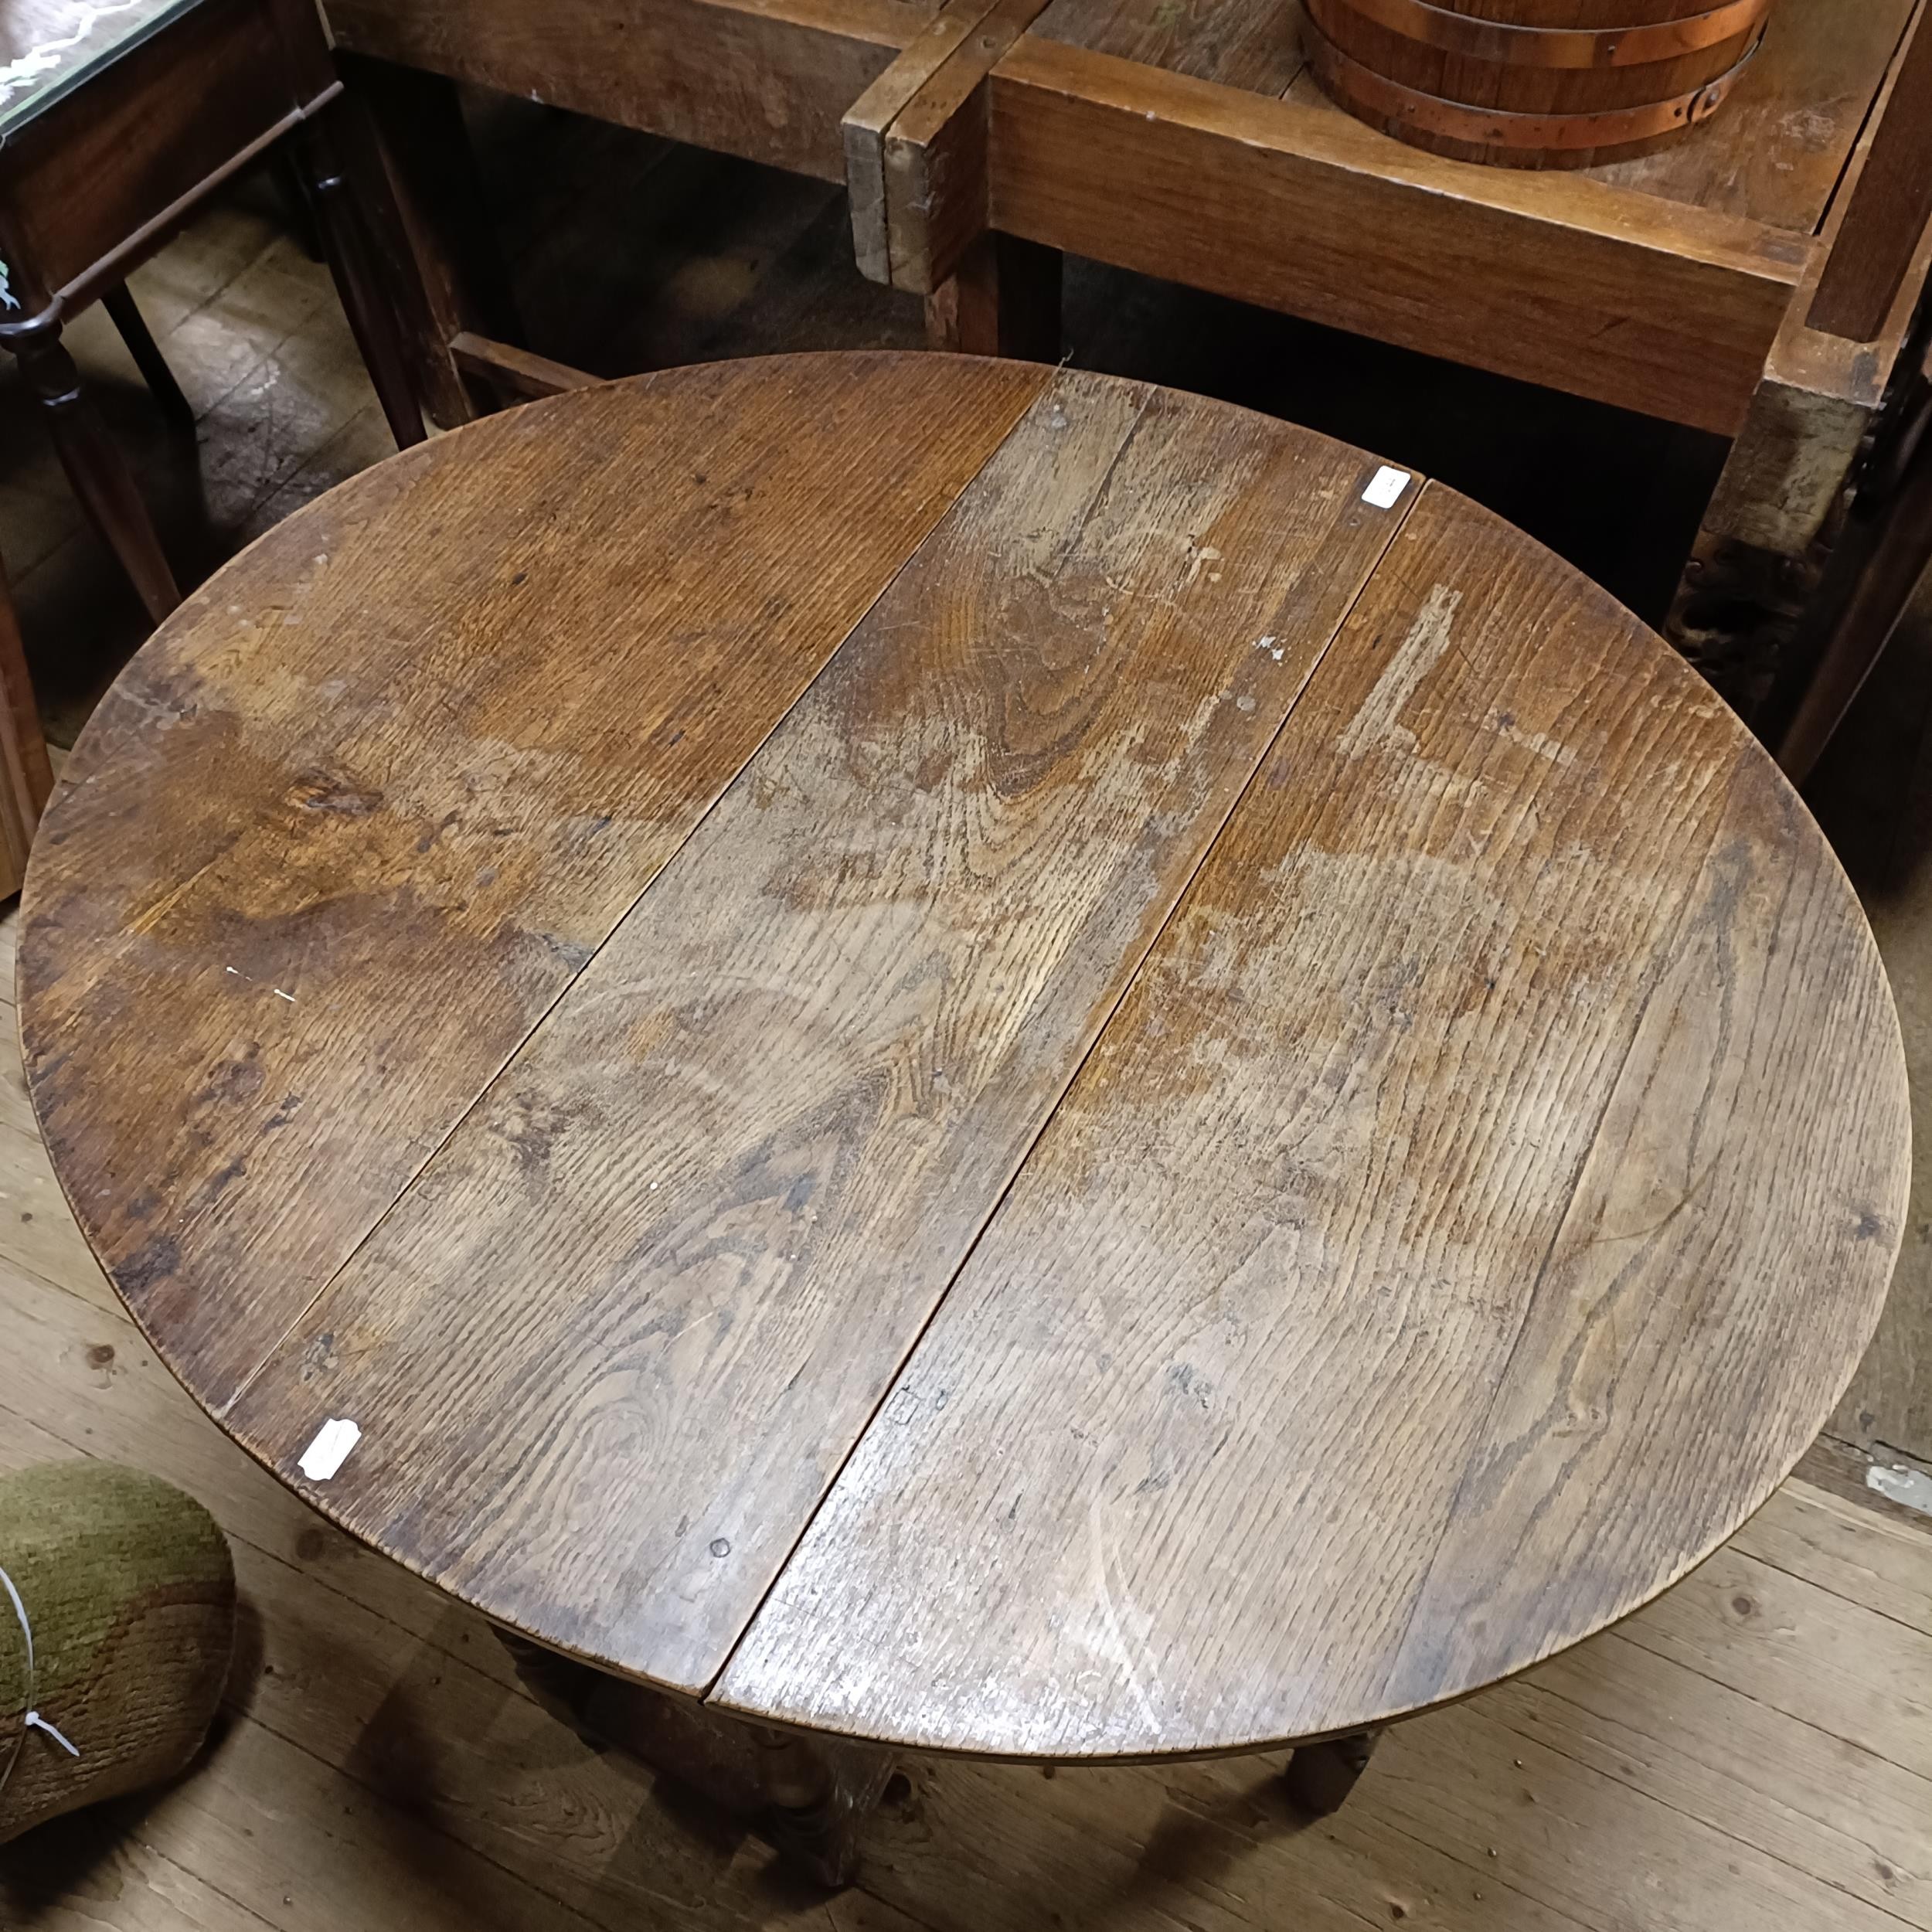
[492,1626,887,1887]
[755,1725,866,1888]
[1284,1727,1383,1816]
[13,323,179,624]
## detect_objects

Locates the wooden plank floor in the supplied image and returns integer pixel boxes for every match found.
[3,103,1932,1930]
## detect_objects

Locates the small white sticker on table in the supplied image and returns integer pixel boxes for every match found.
[298,1417,361,1481]
[1362,466,1410,509]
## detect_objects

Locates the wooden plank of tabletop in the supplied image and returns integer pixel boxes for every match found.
[20,354,1050,1410]
[324,0,934,182]
[223,372,1421,1696]
[714,482,1908,1758]
[1031,0,1309,94]
[985,37,1803,434]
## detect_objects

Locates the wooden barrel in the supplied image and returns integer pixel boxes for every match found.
[1301,0,1774,168]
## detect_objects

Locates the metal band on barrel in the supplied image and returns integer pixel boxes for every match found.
[1305,0,1772,69]
[1303,12,1764,148]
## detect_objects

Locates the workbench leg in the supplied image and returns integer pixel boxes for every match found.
[1765,406,1932,782]
[925,233,1061,363]
[337,54,523,430]
[13,324,179,625]
[293,109,428,451]
[1284,1728,1382,1816]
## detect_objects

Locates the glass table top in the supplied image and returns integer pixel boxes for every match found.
[0,0,202,134]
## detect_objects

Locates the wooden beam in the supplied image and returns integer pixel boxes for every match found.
[845,0,1013,283]
[843,0,1053,293]
[1806,4,1932,342]
[448,332,600,403]
[326,0,924,183]
[981,38,1798,433]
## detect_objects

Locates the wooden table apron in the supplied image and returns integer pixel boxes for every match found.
[18,354,1908,1767]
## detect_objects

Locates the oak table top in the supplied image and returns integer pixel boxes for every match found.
[19,352,1909,1762]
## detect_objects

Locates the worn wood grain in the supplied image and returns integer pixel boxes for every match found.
[325,0,935,184]
[1581,0,1917,233]
[21,354,1049,1406]
[2,900,1931,1929]
[716,478,1906,1757]
[1032,0,1308,91]
[873,0,1059,292]
[983,36,1801,431]
[221,369,1415,1694]
[845,0,1017,282]
[1806,2,1932,341]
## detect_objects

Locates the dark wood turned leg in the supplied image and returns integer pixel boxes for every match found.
[492,1625,885,1888]
[14,324,179,624]
[755,1726,866,1889]
[1284,1727,1383,1816]
[925,232,1062,362]
[102,284,195,432]
[292,110,428,451]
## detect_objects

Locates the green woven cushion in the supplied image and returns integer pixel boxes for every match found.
[0,1461,234,1842]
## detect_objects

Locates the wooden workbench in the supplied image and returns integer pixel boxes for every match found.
[325,0,1931,726]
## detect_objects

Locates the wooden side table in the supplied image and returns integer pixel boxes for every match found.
[0,0,425,623]
[19,354,1909,1887]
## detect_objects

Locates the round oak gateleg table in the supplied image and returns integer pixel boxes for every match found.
[19,353,1910,1886]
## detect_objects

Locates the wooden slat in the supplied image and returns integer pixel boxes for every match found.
[21,355,1050,1408]
[984,36,1801,432]
[222,371,1420,1697]
[715,480,1906,1757]
[4,1070,1931,1929]
[325,0,934,182]
[1807,3,1932,340]
[448,329,600,401]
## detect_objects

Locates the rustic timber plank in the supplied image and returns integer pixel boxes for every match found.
[1032,0,1308,91]
[1806,2,1932,341]
[1529,0,1912,234]
[983,37,1802,431]
[20,354,1049,1406]
[715,479,1907,1757]
[448,329,599,400]
[872,0,1058,293]
[221,369,1417,1695]
[325,0,937,182]
[4,970,1930,1928]
[845,0,1015,282]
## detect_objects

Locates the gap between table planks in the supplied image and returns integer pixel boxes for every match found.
[212,369,1419,1697]
[0,934,1929,1930]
